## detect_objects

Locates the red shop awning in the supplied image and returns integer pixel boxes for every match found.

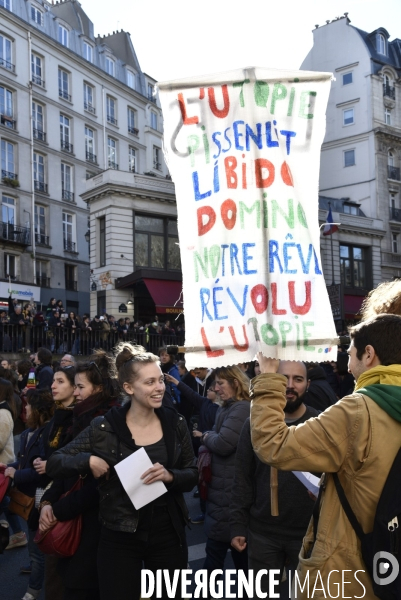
[344,294,365,319]
[143,279,183,314]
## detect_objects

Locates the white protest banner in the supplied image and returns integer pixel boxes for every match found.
[158,67,338,368]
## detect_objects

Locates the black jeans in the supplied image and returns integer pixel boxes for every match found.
[97,507,188,600]
[203,538,249,597]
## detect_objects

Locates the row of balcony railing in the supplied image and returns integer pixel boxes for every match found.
[0,326,183,356]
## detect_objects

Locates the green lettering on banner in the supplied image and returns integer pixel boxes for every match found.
[261,323,279,345]
[254,81,269,107]
[194,249,208,282]
[272,199,294,229]
[299,91,316,119]
[270,83,287,115]
[240,201,260,229]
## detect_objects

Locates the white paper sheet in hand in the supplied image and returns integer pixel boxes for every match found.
[292,471,320,497]
[114,446,167,510]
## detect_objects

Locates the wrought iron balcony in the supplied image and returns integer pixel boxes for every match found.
[388,165,401,181]
[32,75,44,87]
[64,239,76,252]
[148,95,156,104]
[128,126,139,135]
[107,114,117,125]
[1,114,16,129]
[65,279,77,291]
[59,88,71,102]
[108,160,118,170]
[0,58,15,72]
[153,161,161,170]
[383,83,396,100]
[84,102,95,114]
[35,232,49,246]
[390,207,401,222]
[33,128,46,142]
[60,140,73,153]
[34,180,47,193]
[2,169,18,181]
[36,275,50,287]
[86,151,97,163]
[129,162,136,173]
[0,222,30,245]
[62,189,74,202]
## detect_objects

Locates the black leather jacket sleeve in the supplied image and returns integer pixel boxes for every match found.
[46,423,94,479]
[167,417,198,493]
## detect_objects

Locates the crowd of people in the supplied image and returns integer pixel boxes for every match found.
[0,296,185,354]
[0,279,400,600]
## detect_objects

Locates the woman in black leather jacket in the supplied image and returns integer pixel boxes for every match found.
[46,343,197,600]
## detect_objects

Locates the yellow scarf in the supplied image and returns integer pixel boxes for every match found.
[355,364,401,392]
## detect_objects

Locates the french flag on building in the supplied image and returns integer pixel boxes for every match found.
[323,207,339,236]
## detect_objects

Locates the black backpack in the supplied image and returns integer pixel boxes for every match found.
[333,448,401,600]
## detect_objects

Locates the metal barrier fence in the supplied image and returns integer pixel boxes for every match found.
[0,325,184,355]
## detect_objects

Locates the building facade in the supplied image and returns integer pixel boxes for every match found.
[0,0,168,315]
[301,15,401,320]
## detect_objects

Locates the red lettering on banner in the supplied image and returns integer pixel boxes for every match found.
[255,158,275,188]
[288,281,311,315]
[271,282,287,315]
[220,199,237,230]
[250,284,268,314]
[197,206,216,236]
[208,85,230,118]
[178,93,199,125]
[201,327,224,357]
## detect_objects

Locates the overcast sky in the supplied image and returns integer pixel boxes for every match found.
[82,0,401,82]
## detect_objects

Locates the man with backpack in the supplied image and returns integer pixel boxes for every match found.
[250,313,401,599]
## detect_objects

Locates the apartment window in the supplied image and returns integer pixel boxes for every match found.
[1,140,15,178]
[128,108,137,135]
[2,195,15,224]
[151,111,157,130]
[34,204,47,245]
[31,6,43,25]
[0,0,12,10]
[343,108,354,126]
[153,146,161,170]
[0,34,13,72]
[385,108,392,126]
[85,127,96,162]
[134,215,180,270]
[58,24,68,47]
[105,57,114,76]
[388,151,394,167]
[99,216,106,267]
[107,137,117,169]
[83,42,92,63]
[147,83,154,100]
[58,68,70,101]
[60,114,72,152]
[83,83,95,114]
[33,152,45,192]
[65,264,76,290]
[344,149,355,167]
[61,163,73,202]
[390,193,397,210]
[127,70,135,89]
[340,245,367,289]
[0,86,14,128]
[343,203,358,215]
[392,233,399,254]
[31,53,44,86]
[106,96,117,125]
[129,147,136,172]
[4,254,16,279]
[377,33,386,55]
[36,260,49,286]
[32,102,45,141]
[62,212,75,252]
[342,72,352,85]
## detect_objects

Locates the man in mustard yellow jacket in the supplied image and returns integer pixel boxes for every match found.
[250,313,401,600]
